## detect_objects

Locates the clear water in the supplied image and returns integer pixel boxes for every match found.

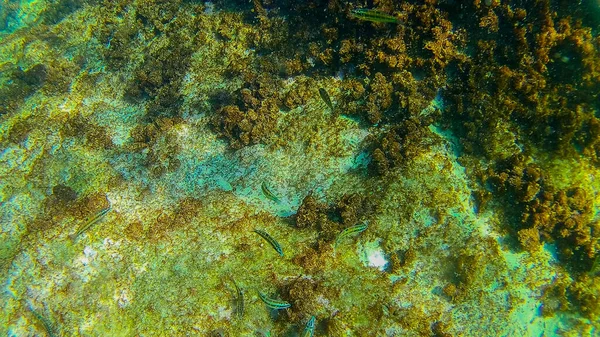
[0,1,599,336]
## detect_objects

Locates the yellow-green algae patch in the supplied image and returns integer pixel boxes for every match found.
[1,0,599,336]
[0,81,562,335]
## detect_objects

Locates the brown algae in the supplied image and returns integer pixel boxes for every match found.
[0,0,598,336]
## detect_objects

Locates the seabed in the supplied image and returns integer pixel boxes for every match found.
[0,1,599,336]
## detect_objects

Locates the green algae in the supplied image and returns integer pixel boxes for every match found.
[0,0,599,336]
[26,303,57,337]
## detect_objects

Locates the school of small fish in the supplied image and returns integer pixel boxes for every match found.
[60,8,388,335]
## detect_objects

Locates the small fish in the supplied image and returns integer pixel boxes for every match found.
[302,316,316,337]
[351,9,400,24]
[261,182,281,203]
[254,229,284,257]
[258,290,291,310]
[27,304,57,337]
[335,223,368,247]
[70,204,112,241]
[318,87,334,111]
[230,277,244,319]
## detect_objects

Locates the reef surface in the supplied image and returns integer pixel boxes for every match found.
[0,0,599,336]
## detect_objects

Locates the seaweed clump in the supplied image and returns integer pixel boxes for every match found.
[568,274,600,320]
[521,187,598,270]
[280,277,337,323]
[539,274,600,322]
[444,3,600,159]
[370,117,440,175]
[574,116,600,166]
[38,0,83,25]
[212,100,278,149]
[294,193,323,230]
[51,184,78,204]
[293,192,373,242]
[62,114,114,150]
[431,0,600,285]
[476,154,599,272]
[337,72,394,125]
[127,117,183,178]
[95,0,200,119]
[212,77,281,149]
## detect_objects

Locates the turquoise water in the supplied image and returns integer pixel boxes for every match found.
[1,1,599,336]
